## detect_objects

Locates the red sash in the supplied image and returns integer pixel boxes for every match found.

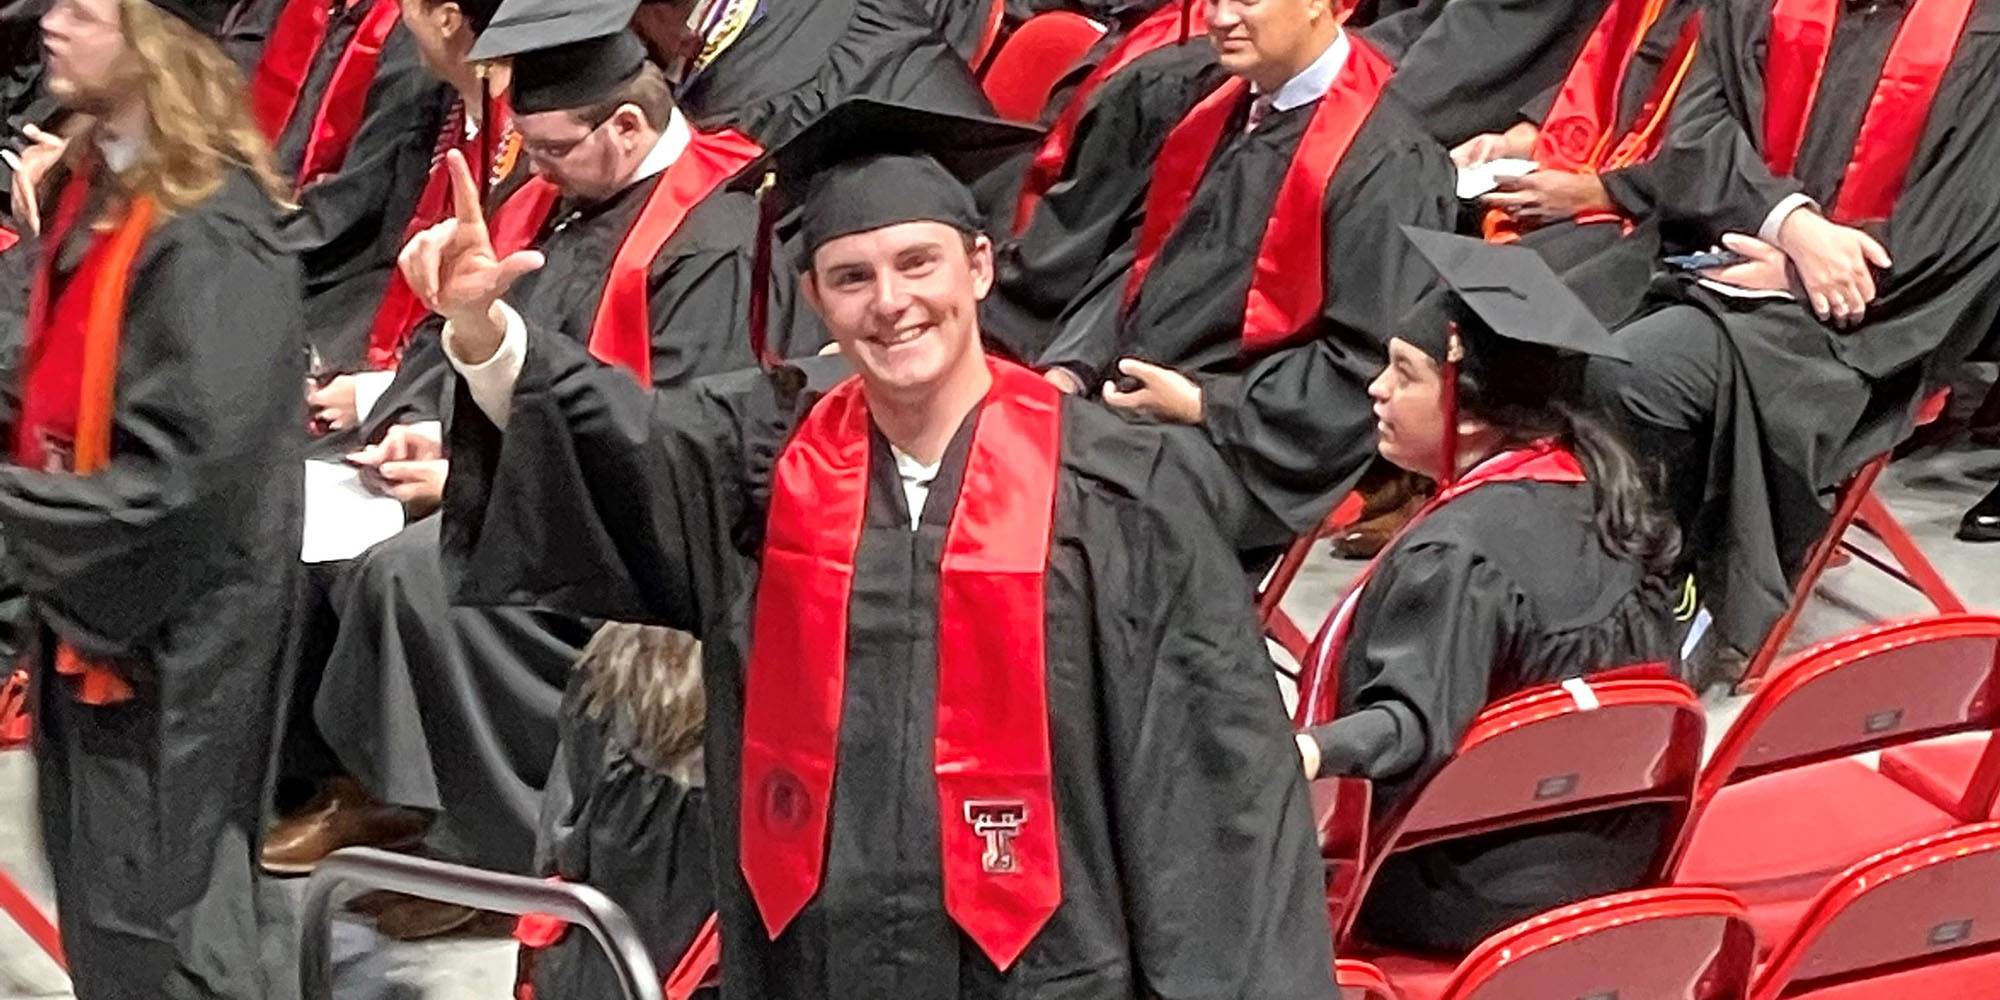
[251,0,402,189]
[1486,0,1701,241]
[1126,36,1394,356]
[363,103,514,370]
[1294,444,1587,728]
[740,359,1064,970]
[11,173,158,706]
[483,128,762,386]
[0,225,17,253]
[1763,0,1976,223]
[1011,1,1209,235]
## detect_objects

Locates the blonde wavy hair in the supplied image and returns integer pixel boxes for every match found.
[576,622,707,786]
[81,0,290,216]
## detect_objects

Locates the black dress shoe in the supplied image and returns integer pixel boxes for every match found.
[1958,482,2000,542]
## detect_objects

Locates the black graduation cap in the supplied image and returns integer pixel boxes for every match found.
[470,0,651,115]
[1399,226,1628,364]
[147,0,232,35]
[742,97,1042,265]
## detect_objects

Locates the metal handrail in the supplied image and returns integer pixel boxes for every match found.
[299,847,663,1000]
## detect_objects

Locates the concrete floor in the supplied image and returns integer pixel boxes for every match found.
[3,396,1996,999]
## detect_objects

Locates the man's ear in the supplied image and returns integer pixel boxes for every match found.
[438,1,466,38]
[799,268,824,316]
[968,233,996,300]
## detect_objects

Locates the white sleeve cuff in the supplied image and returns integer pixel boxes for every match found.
[444,302,526,430]
[351,369,397,423]
[1759,193,1818,246]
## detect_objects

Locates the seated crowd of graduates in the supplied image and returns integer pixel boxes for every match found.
[0,0,1996,996]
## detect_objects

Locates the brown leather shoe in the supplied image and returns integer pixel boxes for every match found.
[260,776,430,875]
[1330,493,1426,560]
[372,896,482,941]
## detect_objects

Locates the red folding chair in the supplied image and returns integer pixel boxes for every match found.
[1736,388,1964,693]
[1670,614,2000,951]
[1877,729,2000,822]
[1260,491,1366,668]
[1328,674,1705,998]
[1749,822,2000,1000]
[1425,887,1757,1000]
[0,669,67,972]
[977,11,1108,123]
[663,912,720,1000]
[1338,959,1399,1000]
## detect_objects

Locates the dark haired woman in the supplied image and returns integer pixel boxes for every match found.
[1294,230,1684,954]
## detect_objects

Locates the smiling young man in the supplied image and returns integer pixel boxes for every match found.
[410,98,1336,999]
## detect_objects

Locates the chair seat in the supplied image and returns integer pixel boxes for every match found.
[1676,758,1956,946]
[1366,952,1457,1000]
[1778,945,2000,999]
[1877,732,1994,817]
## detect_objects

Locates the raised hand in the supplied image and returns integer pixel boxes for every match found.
[5,123,70,235]
[1775,208,1892,329]
[396,149,544,361]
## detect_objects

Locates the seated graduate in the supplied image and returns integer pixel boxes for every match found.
[518,622,713,1000]
[264,8,765,933]
[983,0,1227,358]
[1450,0,1702,326]
[1295,229,1682,954]
[1361,0,1614,147]
[416,97,1337,999]
[1581,0,2000,675]
[1039,0,1454,542]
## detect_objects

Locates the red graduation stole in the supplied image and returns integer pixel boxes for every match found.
[1763,0,1976,223]
[1293,444,1586,728]
[1125,36,1393,356]
[1485,0,1702,241]
[250,0,402,189]
[1011,1,1210,235]
[10,172,158,706]
[0,225,17,253]
[483,128,763,386]
[740,359,1064,970]
[363,102,518,370]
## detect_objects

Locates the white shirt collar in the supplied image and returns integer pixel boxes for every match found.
[1257,28,1351,113]
[627,109,692,187]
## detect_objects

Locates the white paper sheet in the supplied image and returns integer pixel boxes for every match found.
[1454,158,1540,200]
[301,459,406,564]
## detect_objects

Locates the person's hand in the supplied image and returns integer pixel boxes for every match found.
[396,149,543,361]
[1101,358,1203,424]
[1698,233,1792,292]
[1043,367,1084,395]
[1481,169,1613,227]
[347,424,447,517]
[1449,121,1536,168]
[1775,207,1892,328]
[306,375,359,435]
[1295,733,1322,781]
[5,123,69,235]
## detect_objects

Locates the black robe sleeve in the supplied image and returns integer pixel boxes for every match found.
[1371,0,1614,146]
[440,327,809,637]
[1091,456,1337,999]
[0,189,305,656]
[1196,134,1454,533]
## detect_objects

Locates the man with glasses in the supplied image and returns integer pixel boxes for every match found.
[263,7,765,942]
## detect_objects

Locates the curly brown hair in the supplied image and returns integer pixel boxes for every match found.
[79,0,290,216]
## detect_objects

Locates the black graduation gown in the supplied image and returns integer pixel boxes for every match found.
[531,654,713,1000]
[1588,0,2000,655]
[311,174,761,871]
[438,339,1337,999]
[0,170,305,1000]
[1306,480,1678,954]
[279,26,452,369]
[1040,88,1455,536]
[983,34,1227,358]
[1364,0,1616,146]
[676,0,995,149]
[921,0,1001,62]
[1494,0,1702,327]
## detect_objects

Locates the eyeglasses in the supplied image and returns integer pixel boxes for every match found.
[520,106,624,163]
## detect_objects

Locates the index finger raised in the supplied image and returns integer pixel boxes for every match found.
[445,149,486,228]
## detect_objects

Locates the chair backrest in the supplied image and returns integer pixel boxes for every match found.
[1440,887,1757,1000]
[1337,959,1398,1000]
[1751,822,2000,1000]
[979,11,1108,122]
[1337,674,1705,939]
[966,0,1009,74]
[1700,615,2000,798]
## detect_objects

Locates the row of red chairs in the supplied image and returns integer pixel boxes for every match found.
[1311,612,2000,999]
